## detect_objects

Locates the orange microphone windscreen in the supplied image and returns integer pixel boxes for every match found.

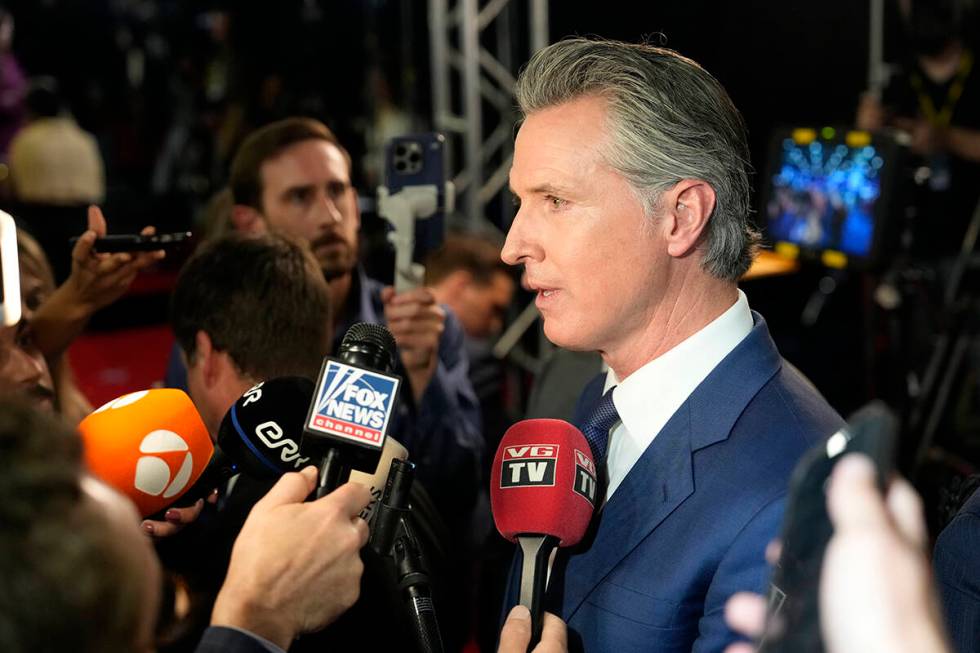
[78,389,214,518]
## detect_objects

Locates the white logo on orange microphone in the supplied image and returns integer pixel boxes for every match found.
[133,430,194,498]
[93,390,150,414]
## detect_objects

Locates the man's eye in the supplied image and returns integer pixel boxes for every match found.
[546,195,566,209]
[327,181,349,199]
[288,189,312,204]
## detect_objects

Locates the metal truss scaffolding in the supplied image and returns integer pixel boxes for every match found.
[428,0,549,227]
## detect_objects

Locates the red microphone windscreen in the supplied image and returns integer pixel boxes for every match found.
[490,419,597,547]
[79,389,214,517]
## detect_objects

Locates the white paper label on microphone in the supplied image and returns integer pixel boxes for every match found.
[308,360,399,449]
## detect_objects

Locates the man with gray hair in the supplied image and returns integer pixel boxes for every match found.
[501,38,843,651]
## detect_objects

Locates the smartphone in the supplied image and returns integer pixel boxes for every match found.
[383,133,448,262]
[757,401,898,653]
[0,210,21,327]
[70,232,192,253]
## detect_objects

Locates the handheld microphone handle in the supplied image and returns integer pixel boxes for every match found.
[394,516,445,653]
[402,574,444,653]
[370,459,445,653]
[517,534,560,651]
[369,458,415,555]
[315,448,351,499]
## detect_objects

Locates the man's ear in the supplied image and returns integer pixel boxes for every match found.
[663,180,716,259]
[231,204,267,235]
[193,331,219,388]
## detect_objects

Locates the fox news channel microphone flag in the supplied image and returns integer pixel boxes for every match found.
[219,375,408,521]
[304,323,402,496]
[78,389,213,518]
[490,418,598,648]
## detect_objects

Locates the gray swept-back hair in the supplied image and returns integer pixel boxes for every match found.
[514,38,760,280]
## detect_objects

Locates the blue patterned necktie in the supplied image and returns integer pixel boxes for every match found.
[580,388,620,463]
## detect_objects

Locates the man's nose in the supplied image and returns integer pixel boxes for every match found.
[314,191,344,226]
[501,209,527,266]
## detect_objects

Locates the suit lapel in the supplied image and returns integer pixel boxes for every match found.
[554,313,783,620]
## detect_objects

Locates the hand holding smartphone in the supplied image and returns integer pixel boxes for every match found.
[69,231,191,253]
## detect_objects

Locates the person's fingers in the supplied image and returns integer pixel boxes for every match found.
[380,286,396,303]
[141,519,182,538]
[71,229,97,264]
[385,287,437,306]
[724,592,767,639]
[255,466,318,509]
[498,605,532,653]
[95,265,139,292]
[164,499,204,525]
[886,476,928,549]
[391,332,441,353]
[352,512,370,546]
[92,253,132,275]
[206,487,220,504]
[384,301,445,322]
[87,205,108,237]
[538,612,568,651]
[723,644,757,653]
[131,249,165,271]
[765,540,782,565]
[139,225,157,236]
[316,481,373,519]
[827,454,890,533]
[386,314,445,333]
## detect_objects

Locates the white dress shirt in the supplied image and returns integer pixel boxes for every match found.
[602,289,754,499]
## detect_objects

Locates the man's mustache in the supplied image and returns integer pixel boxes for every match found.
[310,234,348,250]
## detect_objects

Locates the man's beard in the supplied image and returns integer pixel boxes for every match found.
[312,235,357,281]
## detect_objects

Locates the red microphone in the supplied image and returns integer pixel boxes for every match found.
[78,389,214,518]
[490,419,597,649]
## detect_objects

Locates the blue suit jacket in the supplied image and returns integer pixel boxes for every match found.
[194,626,282,652]
[506,314,843,652]
[934,487,980,653]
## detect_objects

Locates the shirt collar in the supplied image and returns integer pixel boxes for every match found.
[603,289,753,447]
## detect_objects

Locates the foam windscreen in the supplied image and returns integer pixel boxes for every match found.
[490,419,597,547]
[79,389,213,517]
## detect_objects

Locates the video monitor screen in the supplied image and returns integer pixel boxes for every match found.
[764,128,898,265]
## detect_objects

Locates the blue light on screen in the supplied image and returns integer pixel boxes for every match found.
[767,136,881,256]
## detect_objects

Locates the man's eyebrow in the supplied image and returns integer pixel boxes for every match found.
[279,183,315,197]
[509,183,573,196]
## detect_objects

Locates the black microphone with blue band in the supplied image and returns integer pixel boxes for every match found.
[217,376,316,479]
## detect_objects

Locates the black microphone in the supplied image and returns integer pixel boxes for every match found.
[370,459,444,653]
[217,376,316,479]
[303,322,402,499]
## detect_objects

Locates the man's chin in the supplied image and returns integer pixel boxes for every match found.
[319,255,356,281]
[541,320,591,352]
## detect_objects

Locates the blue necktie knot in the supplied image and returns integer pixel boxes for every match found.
[580,389,620,463]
